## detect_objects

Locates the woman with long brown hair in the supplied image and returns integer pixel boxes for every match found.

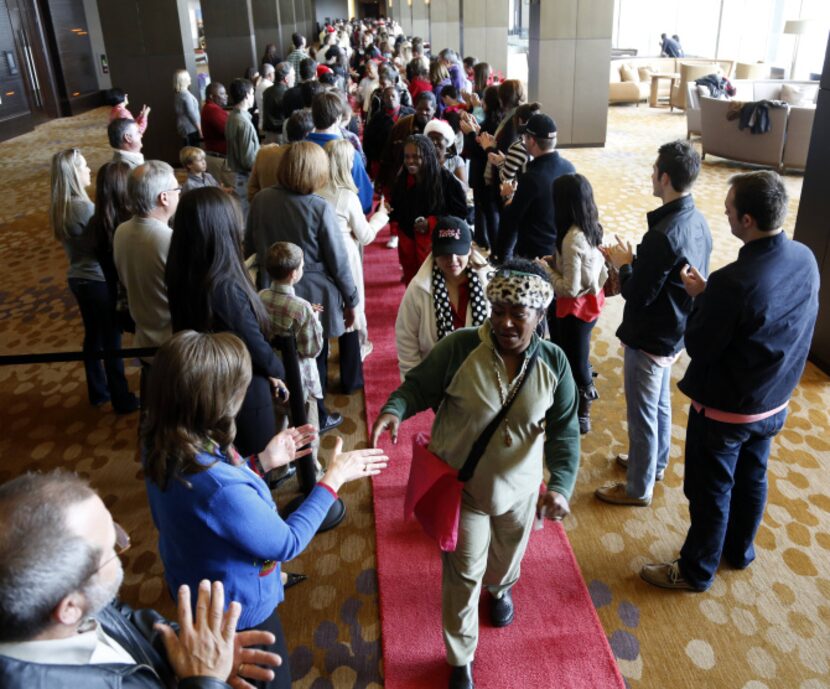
[166,186,286,458]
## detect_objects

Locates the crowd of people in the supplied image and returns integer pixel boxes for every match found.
[0,15,820,689]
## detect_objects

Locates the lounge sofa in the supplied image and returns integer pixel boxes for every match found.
[609,57,735,106]
[694,80,818,171]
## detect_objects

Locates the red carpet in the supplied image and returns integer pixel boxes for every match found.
[362,230,625,689]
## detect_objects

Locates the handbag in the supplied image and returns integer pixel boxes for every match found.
[404,349,539,551]
[602,260,622,297]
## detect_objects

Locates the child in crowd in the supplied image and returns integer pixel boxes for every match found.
[259,241,325,478]
[106,87,150,133]
[179,147,220,194]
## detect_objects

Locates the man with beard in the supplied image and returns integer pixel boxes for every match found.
[0,470,280,688]
[375,91,437,195]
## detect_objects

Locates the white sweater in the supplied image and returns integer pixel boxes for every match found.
[549,226,607,299]
[395,254,491,379]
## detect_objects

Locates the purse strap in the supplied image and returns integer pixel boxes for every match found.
[458,346,539,482]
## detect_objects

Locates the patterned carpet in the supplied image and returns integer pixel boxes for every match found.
[0,104,828,689]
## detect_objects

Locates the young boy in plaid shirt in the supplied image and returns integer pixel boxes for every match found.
[259,241,325,476]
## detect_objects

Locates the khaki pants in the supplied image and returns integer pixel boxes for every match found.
[441,489,537,665]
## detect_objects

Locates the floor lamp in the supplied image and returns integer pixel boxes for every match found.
[784,19,810,80]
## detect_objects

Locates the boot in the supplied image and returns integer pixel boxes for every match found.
[577,384,599,435]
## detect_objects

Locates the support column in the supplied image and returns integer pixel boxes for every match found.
[411,0,428,44]
[96,0,195,164]
[462,0,506,74]
[528,0,612,146]
[251,0,284,62]
[200,0,257,88]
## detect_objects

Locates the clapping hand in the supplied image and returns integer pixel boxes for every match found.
[154,581,281,688]
[259,424,317,472]
[606,234,634,269]
[477,131,496,150]
[268,377,289,402]
[500,179,517,200]
[371,412,401,447]
[680,264,707,297]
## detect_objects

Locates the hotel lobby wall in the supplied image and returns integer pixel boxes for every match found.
[96,0,197,164]
[462,0,508,77]
[793,31,830,374]
[528,0,612,146]
[199,0,257,90]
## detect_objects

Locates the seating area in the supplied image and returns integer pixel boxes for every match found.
[608,56,735,107]
[685,79,818,171]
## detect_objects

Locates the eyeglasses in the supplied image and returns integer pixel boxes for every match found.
[165,186,183,194]
[94,522,131,574]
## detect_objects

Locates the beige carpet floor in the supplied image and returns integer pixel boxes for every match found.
[0,103,828,689]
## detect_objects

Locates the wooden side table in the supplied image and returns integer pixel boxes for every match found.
[649,72,680,108]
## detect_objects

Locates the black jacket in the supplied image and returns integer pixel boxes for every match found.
[390,168,468,239]
[0,601,229,689]
[363,106,414,165]
[497,151,576,260]
[616,195,713,356]
[678,232,818,414]
[261,82,289,133]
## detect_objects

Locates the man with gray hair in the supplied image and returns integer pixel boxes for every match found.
[255,63,275,135]
[108,118,144,168]
[113,161,179,399]
[0,470,281,688]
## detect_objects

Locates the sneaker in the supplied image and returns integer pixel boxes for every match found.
[616,454,665,481]
[640,559,701,591]
[594,481,651,506]
[385,235,398,249]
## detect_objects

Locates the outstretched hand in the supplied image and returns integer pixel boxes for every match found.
[371,413,400,448]
[321,436,389,492]
[537,490,570,522]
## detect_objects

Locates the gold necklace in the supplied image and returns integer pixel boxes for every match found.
[492,351,530,447]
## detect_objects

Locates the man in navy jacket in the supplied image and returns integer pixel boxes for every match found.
[641,171,819,591]
[596,140,712,507]
[496,113,575,262]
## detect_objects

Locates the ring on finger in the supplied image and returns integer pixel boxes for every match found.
[238,663,245,675]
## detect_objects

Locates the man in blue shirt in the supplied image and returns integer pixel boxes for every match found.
[641,171,819,591]
[306,91,374,213]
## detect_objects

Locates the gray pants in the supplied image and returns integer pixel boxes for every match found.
[441,489,537,665]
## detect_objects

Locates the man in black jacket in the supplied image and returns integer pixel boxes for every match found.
[640,171,818,591]
[496,113,575,262]
[261,62,295,144]
[596,140,712,507]
[0,471,280,689]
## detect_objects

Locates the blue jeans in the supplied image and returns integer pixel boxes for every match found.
[68,278,135,411]
[679,405,787,590]
[623,347,671,499]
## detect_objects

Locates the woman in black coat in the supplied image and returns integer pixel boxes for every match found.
[165,187,286,458]
[390,134,468,285]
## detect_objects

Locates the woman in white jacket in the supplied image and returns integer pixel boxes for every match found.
[395,217,491,379]
[321,139,389,359]
[546,173,608,434]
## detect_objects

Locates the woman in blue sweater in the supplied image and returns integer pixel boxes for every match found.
[142,330,388,689]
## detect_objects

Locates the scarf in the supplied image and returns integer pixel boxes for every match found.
[432,263,488,340]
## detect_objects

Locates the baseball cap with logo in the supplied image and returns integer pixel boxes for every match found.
[431,216,472,257]
[522,113,557,139]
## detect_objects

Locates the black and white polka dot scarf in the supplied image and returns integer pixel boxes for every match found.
[432,263,489,340]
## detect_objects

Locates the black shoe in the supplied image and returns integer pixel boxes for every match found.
[267,464,296,489]
[113,395,140,415]
[490,589,514,627]
[319,412,343,434]
[448,662,474,689]
[283,572,308,589]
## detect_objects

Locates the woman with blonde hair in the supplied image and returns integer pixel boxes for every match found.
[173,68,201,146]
[246,142,360,429]
[320,139,389,359]
[50,149,137,413]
